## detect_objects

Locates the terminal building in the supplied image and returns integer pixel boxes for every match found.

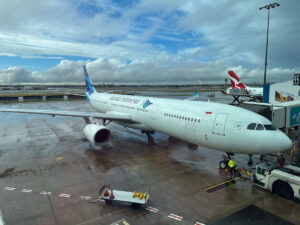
[242,73,300,133]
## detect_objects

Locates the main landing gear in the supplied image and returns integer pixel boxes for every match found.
[141,130,155,144]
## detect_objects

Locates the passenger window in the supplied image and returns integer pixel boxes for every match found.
[247,123,256,130]
[191,118,193,122]
[256,124,264,130]
[198,119,200,123]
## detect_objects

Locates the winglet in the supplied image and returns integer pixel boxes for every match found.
[83,66,96,101]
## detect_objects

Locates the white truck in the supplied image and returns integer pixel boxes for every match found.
[253,162,300,200]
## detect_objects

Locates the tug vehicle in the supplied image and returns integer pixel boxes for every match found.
[253,162,300,200]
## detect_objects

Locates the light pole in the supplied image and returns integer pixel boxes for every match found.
[259,2,280,85]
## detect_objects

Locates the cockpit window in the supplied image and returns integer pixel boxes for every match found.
[247,123,256,130]
[256,124,264,130]
[264,124,276,130]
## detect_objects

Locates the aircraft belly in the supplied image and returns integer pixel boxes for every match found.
[114,122,151,131]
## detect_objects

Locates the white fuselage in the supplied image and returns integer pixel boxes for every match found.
[246,86,263,96]
[224,86,263,97]
[89,92,291,154]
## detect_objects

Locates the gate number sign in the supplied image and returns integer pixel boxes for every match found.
[293,73,300,86]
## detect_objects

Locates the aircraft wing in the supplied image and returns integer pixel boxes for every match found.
[0,108,139,124]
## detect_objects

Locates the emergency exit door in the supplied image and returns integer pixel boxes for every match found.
[212,113,228,136]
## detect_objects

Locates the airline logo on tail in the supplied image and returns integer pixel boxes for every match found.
[228,71,247,91]
[83,66,96,101]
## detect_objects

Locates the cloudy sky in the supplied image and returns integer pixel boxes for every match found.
[0,0,299,84]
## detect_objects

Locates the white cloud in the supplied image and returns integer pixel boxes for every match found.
[1,57,298,85]
[0,0,299,84]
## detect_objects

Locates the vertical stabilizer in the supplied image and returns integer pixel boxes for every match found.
[228,71,247,90]
[83,66,97,101]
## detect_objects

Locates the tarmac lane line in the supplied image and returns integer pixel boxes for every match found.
[58,193,71,198]
[194,222,205,225]
[21,189,33,193]
[40,191,52,196]
[2,183,199,224]
[3,187,16,191]
[145,206,159,213]
[168,213,183,222]
[79,196,92,200]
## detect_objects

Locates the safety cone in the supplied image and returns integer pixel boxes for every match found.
[109,188,115,199]
[103,185,109,196]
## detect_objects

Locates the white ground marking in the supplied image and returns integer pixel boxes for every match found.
[0,208,5,225]
[21,189,32,193]
[79,196,92,200]
[3,187,15,191]
[40,191,52,196]
[168,213,183,221]
[58,193,71,198]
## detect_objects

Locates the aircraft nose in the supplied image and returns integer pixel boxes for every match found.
[275,132,293,152]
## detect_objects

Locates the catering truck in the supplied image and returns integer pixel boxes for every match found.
[253,162,300,200]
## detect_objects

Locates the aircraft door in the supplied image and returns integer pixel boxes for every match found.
[212,113,228,136]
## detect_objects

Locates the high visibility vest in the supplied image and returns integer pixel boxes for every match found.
[228,160,236,168]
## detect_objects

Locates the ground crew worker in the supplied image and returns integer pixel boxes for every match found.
[264,169,269,176]
[228,159,236,179]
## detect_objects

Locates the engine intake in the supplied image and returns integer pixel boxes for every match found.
[84,124,111,145]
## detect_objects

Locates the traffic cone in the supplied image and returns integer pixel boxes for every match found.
[109,188,114,199]
[103,185,109,196]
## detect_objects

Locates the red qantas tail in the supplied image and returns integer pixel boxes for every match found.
[228,71,246,90]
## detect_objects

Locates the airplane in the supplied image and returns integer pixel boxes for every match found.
[221,71,263,104]
[0,66,292,166]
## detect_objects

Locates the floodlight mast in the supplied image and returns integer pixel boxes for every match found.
[259,3,280,85]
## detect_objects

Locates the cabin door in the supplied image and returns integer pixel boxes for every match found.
[212,113,228,136]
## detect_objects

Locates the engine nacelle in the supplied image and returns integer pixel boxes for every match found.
[83,124,111,146]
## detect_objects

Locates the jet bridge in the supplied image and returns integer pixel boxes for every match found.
[237,100,300,133]
[237,103,272,121]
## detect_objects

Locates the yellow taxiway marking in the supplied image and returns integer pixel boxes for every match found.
[56,157,64,160]
[203,179,234,191]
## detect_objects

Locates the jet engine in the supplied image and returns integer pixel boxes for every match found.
[83,124,111,146]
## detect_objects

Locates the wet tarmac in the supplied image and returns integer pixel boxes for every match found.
[0,91,300,225]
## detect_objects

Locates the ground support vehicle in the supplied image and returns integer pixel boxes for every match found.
[253,162,300,199]
[93,184,150,206]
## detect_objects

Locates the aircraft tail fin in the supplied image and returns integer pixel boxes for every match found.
[228,71,246,90]
[83,65,97,101]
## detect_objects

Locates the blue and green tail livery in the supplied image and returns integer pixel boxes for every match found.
[83,65,96,101]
